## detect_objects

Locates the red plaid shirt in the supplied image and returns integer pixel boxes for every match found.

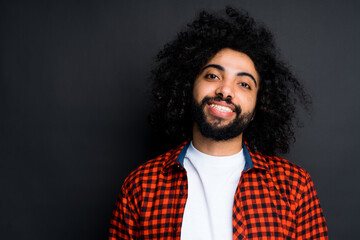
[109,141,328,239]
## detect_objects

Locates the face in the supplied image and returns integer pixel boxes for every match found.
[192,48,259,141]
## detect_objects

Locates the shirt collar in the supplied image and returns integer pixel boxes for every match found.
[162,141,190,171]
[163,140,269,172]
[246,143,269,171]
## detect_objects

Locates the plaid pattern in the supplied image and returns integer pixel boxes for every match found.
[109,141,328,239]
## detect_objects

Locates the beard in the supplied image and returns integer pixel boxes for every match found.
[191,96,254,141]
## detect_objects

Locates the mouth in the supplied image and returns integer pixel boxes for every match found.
[206,99,236,113]
[208,103,234,113]
[205,100,236,119]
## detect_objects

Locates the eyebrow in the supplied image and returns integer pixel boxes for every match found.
[201,64,258,87]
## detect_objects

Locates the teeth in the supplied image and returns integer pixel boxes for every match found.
[210,104,233,113]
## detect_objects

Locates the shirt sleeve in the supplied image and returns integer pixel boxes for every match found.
[295,173,328,239]
[109,187,139,240]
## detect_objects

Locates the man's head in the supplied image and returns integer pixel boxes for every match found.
[150,7,310,155]
[192,48,258,141]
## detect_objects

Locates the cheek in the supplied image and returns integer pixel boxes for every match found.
[193,82,212,100]
[247,95,257,111]
[236,93,257,112]
[192,82,200,98]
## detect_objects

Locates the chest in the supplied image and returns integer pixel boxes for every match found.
[137,169,297,240]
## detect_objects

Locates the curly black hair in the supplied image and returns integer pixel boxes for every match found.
[149,7,311,156]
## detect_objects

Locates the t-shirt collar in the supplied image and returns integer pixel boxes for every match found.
[163,140,268,172]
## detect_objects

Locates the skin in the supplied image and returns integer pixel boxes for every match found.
[192,48,259,156]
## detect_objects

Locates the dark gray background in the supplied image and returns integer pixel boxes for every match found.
[1,0,359,239]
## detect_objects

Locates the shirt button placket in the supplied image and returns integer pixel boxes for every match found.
[173,163,182,238]
[173,223,178,239]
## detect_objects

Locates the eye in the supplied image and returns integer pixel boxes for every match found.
[205,73,219,80]
[239,82,251,89]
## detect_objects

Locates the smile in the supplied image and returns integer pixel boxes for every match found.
[209,104,234,113]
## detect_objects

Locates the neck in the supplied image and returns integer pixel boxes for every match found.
[192,124,243,156]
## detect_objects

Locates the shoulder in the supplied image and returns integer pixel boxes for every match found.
[268,154,308,180]
[253,151,309,180]
[251,151,312,200]
[121,153,166,193]
[121,143,186,195]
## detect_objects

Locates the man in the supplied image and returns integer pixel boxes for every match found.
[109,7,328,240]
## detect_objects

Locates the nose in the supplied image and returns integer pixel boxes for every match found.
[215,80,234,100]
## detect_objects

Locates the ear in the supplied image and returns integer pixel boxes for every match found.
[251,110,256,121]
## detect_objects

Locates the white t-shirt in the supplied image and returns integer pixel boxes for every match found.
[181,142,245,240]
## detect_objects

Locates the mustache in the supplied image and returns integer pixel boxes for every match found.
[200,96,242,114]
